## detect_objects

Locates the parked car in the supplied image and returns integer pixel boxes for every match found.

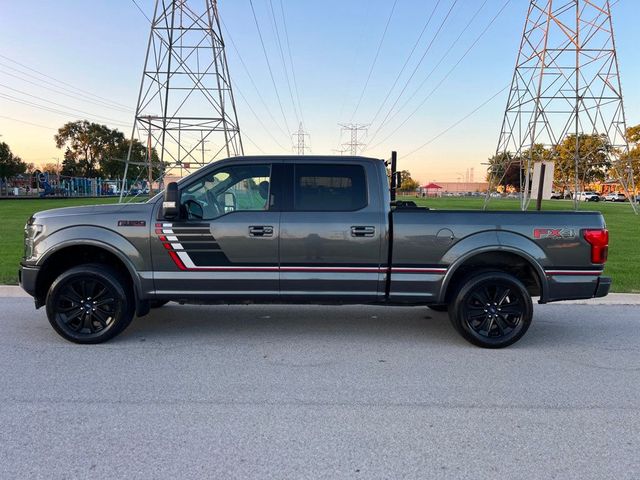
[550,191,564,199]
[20,155,610,348]
[575,191,600,202]
[603,192,627,202]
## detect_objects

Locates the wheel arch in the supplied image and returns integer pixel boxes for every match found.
[34,238,147,315]
[439,246,548,304]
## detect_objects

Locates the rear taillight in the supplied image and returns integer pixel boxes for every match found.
[583,229,609,264]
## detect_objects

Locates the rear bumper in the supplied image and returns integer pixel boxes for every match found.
[19,263,39,298]
[542,274,611,303]
[594,276,611,298]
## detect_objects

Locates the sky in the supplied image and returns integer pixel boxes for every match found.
[0,0,638,183]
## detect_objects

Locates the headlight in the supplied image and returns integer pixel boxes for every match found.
[23,223,43,259]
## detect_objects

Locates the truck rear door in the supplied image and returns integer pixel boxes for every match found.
[279,161,385,302]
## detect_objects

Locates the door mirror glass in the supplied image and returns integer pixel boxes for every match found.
[218,191,237,213]
[163,182,179,219]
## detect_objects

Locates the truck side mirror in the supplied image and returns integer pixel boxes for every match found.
[163,182,179,219]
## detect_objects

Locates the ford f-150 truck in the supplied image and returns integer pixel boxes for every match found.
[19,155,611,348]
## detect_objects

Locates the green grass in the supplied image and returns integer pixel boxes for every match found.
[0,197,121,285]
[1,196,638,292]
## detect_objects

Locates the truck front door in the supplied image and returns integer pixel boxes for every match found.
[153,162,281,300]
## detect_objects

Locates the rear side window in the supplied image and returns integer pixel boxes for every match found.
[294,164,368,211]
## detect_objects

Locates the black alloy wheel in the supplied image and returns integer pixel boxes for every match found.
[46,264,134,344]
[448,272,533,348]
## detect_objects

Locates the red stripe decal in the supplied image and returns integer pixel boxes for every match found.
[168,251,187,271]
[392,268,448,274]
[545,270,603,276]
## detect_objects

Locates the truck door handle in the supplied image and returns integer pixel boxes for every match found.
[249,225,273,237]
[351,226,375,237]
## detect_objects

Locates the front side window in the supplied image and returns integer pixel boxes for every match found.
[294,164,367,211]
[181,164,271,220]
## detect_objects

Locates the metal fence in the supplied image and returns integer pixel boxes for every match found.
[0,173,152,198]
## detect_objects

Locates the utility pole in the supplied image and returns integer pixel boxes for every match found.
[339,123,369,156]
[121,0,243,201]
[292,122,310,155]
[146,115,153,194]
[486,0,636,214]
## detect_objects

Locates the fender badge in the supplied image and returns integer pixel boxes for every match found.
[534,228,576,239]
[118,220,146,227]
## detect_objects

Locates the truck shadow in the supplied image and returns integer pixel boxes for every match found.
[120,303,466,347]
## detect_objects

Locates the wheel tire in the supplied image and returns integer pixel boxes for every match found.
[149,300,170,309]
[45,264,135,344]
[448,272,533,348]
[428,304,448,312]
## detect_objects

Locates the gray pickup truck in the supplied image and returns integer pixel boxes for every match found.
[19,155,611,348]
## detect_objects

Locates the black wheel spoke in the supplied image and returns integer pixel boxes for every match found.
[92,309,110,329]
[81,311,94,333]
[493,315,507,335]
[94,297,115,308]
[497,287,511,306]
[62,307,84,322]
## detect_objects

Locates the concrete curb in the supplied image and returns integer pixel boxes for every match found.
[1,285,639,305]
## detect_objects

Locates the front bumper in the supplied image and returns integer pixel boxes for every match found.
[19,263,39,298]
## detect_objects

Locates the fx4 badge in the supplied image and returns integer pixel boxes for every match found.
[534,228,576,239]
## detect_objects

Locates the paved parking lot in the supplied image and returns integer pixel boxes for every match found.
[1,295,639,479]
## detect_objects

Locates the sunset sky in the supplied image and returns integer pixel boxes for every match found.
[1,0,638,183]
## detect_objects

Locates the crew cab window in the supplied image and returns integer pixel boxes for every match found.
[294,164,367,211]
[180,164,271,220]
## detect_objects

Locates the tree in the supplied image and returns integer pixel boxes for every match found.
[41,163,59,175]
[555,134,611,192]
[487,152,523,190]
[101,138,163,180]
[0,142,27,178]
[55,121,124,177]
[398,170,419,191]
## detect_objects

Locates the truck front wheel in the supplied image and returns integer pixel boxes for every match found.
[45,264,135,344]
[448,272,533,348]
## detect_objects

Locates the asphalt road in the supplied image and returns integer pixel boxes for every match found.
[0,297,639,480]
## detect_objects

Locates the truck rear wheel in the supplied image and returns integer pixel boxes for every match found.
[45,264,134,344]
[448,272,532,348]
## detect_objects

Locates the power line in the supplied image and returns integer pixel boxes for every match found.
[366,0,460,144]
[367,0,445,128]
[130,0,151,23]
[0,54,132,110]
[0,92,131,129]
[349,0,399,121]
[365,0,489,149]
[267,0,301,125]
[367,0,512,151]
[278,0,306,130]
[400,85,509,159]
[221,20,291,143]
[0,82,131,126]
[232,79,289,152]
[248,0,292,135]
[0,67,133,114]
[0,115,56,130]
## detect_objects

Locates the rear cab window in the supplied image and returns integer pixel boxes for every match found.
[293,164,368,211]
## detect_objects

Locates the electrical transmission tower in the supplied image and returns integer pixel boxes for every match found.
[487,0,637,213]
[121,0,243,198]
[292,122,310,155]
[339,123,369,156]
